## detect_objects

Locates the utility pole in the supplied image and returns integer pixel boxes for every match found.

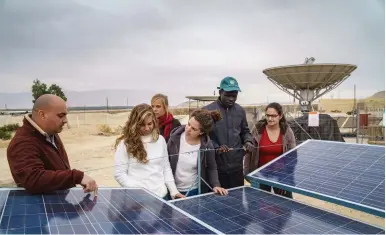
[356,102,360,144]
[352,85,356,134]
[106,97,109,113]
[84,105,86,125]
[354,85,360,143]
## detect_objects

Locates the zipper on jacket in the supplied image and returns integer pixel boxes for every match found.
[225,108,229,145]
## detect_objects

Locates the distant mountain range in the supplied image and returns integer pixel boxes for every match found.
[0,89,187,109]
[369,90,385,99]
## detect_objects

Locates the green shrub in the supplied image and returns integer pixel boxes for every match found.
[0,123,19,140]
[0,123,20,132]
[0,130,12,140]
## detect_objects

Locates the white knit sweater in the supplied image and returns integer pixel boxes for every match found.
[114,134,179,198]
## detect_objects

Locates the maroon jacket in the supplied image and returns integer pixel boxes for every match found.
[7,115,84,194]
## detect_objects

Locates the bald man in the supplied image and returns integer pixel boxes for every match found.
[7,94,98,194]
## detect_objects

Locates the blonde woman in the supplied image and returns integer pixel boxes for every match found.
[114,103,185,200]
[151,94,181,142]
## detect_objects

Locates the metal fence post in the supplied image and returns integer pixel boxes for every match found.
[197,150,201,195]
[356,103,360,143]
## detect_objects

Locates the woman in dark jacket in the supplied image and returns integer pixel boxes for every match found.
[167,109,228,197]
[151,93,181,142]
[244,102,296,198]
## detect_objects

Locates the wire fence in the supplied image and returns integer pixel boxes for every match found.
[1,103,383,144]
[84,142,301,197]
[0,103,384,196]
[1,103,384,146]
[83,142,292,174]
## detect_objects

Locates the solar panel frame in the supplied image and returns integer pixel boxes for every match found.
[0,187,222,234]
[246,139,385,218]
[171,185,385,234]
[0,190,10,234]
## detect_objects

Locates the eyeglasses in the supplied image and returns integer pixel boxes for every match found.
[265,114,279,118]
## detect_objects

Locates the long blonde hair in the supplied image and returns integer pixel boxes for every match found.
[115,103,159,163]
[151,93,169,116]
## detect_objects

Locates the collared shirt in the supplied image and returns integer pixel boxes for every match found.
[25,114,57,149]
[46,135,57,149]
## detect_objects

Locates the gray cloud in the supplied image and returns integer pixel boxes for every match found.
[0,0,384,104]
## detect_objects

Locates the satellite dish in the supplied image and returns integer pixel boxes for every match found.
[262,58,357,112]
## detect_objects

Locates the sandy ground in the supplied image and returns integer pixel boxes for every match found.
[0,112,384,229]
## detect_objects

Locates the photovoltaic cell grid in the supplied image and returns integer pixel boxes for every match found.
[0,188,217,234]
[172,186,385,234]
[246,140,385,217]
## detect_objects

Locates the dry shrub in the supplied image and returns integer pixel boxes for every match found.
[97,124,113,135]
[115,125,123,135]
[169,108,190,115]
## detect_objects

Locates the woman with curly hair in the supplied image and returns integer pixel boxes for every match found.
[167,109,228,197]
[114,103,184,200]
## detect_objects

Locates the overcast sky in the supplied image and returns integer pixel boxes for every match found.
[0,0,384,104]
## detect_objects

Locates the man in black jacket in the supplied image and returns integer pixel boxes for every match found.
[203,76,254,189]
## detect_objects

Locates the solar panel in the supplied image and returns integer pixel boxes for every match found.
[246,139,385,217]
[171,186,385,234]
[0,188,219,234]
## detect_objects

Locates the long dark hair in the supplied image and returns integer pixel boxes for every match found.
[261,102,288,134]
